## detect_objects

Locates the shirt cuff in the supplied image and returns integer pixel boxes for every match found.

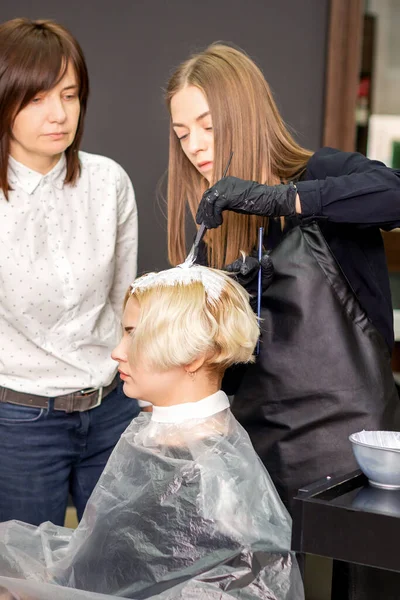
[296,180,322,217]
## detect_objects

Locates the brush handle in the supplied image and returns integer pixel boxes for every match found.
[194,222,207,247]
[185,151,234,265]
[192,151,234,250]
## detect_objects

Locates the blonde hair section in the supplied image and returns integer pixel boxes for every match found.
[126,268,259,373]
[166,43,313,269]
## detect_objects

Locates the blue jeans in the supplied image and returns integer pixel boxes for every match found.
[0,382,139,526]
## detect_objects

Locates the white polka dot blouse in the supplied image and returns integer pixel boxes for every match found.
[0,152,138,396]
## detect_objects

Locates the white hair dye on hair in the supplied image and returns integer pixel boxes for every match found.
[130,264,225,305]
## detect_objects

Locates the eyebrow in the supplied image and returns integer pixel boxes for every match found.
[62,84,79,92]
[172,111,211,128]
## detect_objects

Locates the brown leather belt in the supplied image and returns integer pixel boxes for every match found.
[0,375,119,413]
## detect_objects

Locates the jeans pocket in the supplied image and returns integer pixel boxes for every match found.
[0,402,45,423]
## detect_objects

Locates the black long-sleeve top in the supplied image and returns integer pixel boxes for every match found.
[294,147,400,351]
[197,147,400,352]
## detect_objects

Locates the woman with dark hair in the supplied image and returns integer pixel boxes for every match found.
[0,18,139,526]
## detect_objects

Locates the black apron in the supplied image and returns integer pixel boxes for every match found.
[231,220,400,509]
[230,220,400,599]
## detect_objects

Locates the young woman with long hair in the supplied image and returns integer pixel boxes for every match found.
[165,43,400,599]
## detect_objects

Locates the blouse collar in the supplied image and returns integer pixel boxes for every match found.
[8,153,67,195]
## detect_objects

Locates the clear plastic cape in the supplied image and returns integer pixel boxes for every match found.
[0,393,304,600]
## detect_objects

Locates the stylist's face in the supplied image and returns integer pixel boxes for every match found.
[10,62,80,171]
[171,85,214,184]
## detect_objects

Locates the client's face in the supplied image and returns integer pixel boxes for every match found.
[111,296,185,404]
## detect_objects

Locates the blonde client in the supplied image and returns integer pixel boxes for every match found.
[0,265,303,600]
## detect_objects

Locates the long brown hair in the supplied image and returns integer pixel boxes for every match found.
[166,43,312,268]
[0,18,89,199]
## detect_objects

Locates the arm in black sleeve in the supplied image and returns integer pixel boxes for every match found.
[296,147,400,229]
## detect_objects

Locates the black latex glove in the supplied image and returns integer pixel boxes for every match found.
[196,176,297,229]
[224,253,274,310]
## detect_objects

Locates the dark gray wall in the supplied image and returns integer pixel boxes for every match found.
[0,0,329,273]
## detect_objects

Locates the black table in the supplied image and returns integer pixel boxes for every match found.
[292,469,400,599]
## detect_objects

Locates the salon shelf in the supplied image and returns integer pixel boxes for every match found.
[292,470,400,573]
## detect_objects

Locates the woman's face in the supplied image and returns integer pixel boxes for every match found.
[10,62,80,171]
[170,85,214,184]
[111,296,185,404]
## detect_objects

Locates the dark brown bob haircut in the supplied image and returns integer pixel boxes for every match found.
[0,18,89,199]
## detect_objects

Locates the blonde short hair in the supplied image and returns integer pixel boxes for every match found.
[126,267,259,373]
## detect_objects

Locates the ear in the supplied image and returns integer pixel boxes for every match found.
[185,354,207,374]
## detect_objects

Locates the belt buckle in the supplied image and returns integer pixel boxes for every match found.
[80,386,103,409]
